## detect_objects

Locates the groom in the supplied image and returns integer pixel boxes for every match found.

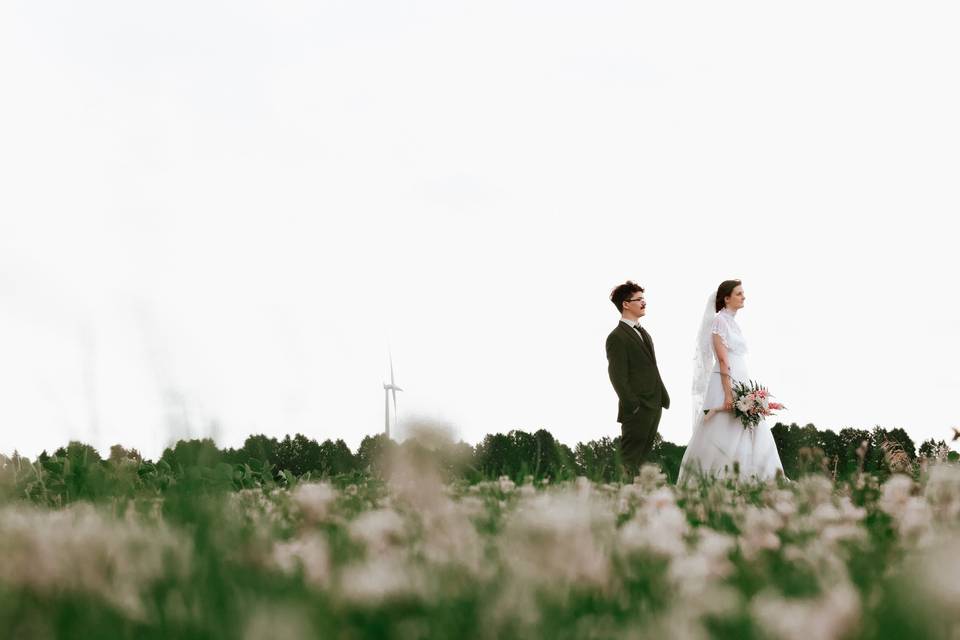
[605,281,670,476]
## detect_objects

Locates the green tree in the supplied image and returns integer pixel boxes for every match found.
[509,430,539,477]
[531,428,577,481]
[573,436,620,482]
[231,434,279,467]
[837,427,872,478]
[885,427,916,458]
[109,444,142,463]
[47,441,107,501]
[317,438,357,476]
[649,434,686,483]
[161,438,222,469]
[275,434,321,477]
[817,428,842,477]
[474,433,514,478]
[356,433,394,476]
[919,438,950,460]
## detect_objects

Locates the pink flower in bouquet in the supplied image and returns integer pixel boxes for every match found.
[731,380,786,429]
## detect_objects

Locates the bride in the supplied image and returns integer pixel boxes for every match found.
[677,280,785,484]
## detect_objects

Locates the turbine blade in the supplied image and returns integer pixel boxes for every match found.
[392,388,398,424]
[389,350,396,387]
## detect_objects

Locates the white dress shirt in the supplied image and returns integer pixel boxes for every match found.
[619,317,645,344]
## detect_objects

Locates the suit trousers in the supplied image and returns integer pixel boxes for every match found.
[620,406,662,474]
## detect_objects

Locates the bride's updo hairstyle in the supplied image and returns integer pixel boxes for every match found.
[715,280,742,312]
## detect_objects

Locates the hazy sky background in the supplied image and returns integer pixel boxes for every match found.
[1,1,958,458]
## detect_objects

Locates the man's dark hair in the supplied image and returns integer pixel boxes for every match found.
[610,281,645,313]
[715,279,742,312]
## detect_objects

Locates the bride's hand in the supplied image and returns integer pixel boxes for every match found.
[723,397,733,411]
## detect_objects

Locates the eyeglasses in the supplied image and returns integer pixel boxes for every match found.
[627,298,646,305]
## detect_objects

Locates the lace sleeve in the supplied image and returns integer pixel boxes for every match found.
[710,314,730,349]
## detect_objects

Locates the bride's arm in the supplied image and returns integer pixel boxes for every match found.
[712,333,734,410]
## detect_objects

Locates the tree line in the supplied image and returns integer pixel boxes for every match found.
[10,422,955,491]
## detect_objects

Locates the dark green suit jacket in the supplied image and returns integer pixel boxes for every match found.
[606,322,670,423]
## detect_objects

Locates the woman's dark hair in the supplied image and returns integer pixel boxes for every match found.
[715,280,742,312]
[610,281,645,312]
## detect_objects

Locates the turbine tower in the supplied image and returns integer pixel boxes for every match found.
[383,351,402,438]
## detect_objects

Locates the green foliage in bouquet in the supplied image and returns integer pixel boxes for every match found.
[730,379,781,430]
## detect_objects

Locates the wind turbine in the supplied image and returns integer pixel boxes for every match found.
[383,351,402,438]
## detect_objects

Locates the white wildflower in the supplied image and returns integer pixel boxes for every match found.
[0,504,190,620]
[751,582,861,640]
[501,491,613,588]
[419,500,487,576]
[617,483,646,516]
[878,474,914,519]
[837,496,867,522]
[924,464,960,524]
[349,508,407,556]
[244,604,312,640]
[575,476,592,495]
[619,487,688,558]
[271,534,331,588]
[340,557,425,604]
[668,530,735,597]
[455,495,487,520]
[636,464,668,490]
[903,537,960,622]
[739,506,782,559]
[292,482,338,524]
[769,489,798,518]
[898,497,934,546]
[795,475,834,509]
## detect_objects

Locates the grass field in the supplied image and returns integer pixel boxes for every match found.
[2,451,960,639]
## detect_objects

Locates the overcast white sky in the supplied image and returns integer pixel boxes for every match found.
[1,1,958,459]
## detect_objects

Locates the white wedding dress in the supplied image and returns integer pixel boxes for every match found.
[677,304,785,484]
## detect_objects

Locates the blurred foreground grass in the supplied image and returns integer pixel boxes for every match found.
[2,446,960,639]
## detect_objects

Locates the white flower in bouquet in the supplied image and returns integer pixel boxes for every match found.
[730,380,785,429]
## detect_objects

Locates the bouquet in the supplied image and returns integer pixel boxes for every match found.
[730,380,785,429]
